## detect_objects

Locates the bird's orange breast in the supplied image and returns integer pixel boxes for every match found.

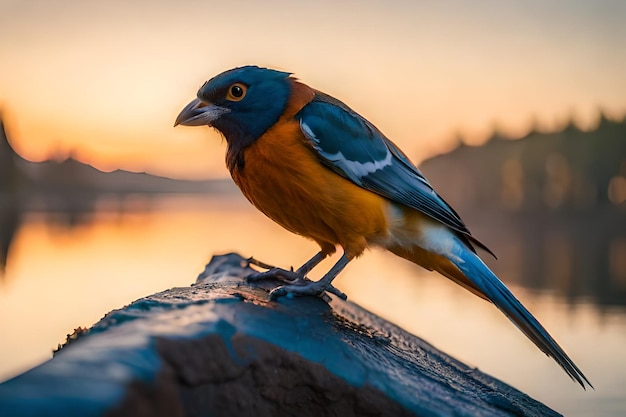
[230,81,389,258]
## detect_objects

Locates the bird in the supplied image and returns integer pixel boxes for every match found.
[175,65,592,389]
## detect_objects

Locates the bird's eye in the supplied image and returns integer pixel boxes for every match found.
[226,83,247,101]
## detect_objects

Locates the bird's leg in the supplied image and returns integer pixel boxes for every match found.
[246,251,327,285]
[295,251,328,276]
[269,253,350,300]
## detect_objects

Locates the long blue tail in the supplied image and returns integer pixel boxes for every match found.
[450,248,593,389]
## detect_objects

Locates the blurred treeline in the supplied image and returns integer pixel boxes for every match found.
[420,114,626,306]
[420,114,626,211]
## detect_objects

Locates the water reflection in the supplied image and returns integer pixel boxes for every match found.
[3,193,625,306]
[0,195,625,416]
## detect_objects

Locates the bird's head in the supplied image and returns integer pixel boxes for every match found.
[175,66,292,147]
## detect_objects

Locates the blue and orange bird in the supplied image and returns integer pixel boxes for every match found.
[175,65,592,389]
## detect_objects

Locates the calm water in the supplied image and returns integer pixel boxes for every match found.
[0,193,625,416]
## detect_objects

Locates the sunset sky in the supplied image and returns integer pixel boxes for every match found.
[1,0,625,179]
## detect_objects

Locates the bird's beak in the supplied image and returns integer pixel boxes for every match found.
[174,98,229,127]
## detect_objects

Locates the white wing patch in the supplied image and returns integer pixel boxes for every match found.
[325,149,393,178]
[300,120,317,141]
[300,120,393,179]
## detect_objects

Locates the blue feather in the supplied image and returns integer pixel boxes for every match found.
[449,246,593,389]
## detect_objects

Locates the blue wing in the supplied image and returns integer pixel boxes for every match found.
[296,91,494,256]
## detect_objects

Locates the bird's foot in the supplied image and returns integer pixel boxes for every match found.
[246,256,314,285]
[246,265,309,286]
[269,282,347,301]
[244,255,347,300]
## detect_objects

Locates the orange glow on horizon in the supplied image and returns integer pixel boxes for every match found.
[0,1,624,179]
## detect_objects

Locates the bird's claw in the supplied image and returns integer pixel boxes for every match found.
[246,267,308,285]
[269,282,347,301]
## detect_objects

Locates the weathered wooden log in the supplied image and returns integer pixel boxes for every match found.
[0,253,559,416]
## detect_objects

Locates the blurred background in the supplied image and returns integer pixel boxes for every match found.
[1,0,625,415]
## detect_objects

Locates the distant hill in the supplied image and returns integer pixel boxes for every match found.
[20,157,234,195]
[0,116,236,203]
